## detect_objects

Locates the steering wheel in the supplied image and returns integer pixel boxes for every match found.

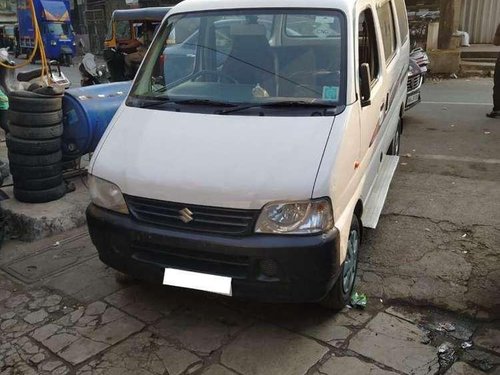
[191,70,238,84]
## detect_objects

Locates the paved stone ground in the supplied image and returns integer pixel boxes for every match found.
[357,77,500,320]
[0,78,498,374]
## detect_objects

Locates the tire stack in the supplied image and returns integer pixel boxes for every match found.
[7,89,67,203]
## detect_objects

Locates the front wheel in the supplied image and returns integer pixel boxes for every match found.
[320,214,361,310]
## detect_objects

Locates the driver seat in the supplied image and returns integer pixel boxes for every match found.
[222,24,276,95]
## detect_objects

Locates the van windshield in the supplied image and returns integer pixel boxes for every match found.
[128,9,346,113]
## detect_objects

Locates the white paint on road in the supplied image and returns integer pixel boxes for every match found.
[421,101,491,106]
[414,154,500,165]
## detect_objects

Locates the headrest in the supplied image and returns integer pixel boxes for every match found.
[230,23,267,37]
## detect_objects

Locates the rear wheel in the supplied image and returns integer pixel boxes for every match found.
[320,214,361,310]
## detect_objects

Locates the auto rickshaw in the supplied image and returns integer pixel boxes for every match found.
[104,7,171,82]
[0,25,16,51]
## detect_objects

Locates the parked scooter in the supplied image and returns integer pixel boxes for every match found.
[79,53,110,86]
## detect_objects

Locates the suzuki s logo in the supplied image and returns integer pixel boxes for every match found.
[179,208,194,223]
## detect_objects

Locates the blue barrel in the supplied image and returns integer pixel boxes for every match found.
[62,82,132,157]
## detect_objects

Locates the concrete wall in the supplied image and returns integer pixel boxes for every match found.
[460,0,500,44]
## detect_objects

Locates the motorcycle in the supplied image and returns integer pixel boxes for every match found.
[79,53,110,86]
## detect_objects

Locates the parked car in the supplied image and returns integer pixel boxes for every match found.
[406,57,424,110]
[87,0,410,310]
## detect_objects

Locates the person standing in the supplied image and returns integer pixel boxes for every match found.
[487,23,500,118]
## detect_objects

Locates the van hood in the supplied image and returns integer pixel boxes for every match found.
[91,107,335,210]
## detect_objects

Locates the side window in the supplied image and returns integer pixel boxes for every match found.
[358,9,380,83]
[377,1,397,62]
[393,0,409,43]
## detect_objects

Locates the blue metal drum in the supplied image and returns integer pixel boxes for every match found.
[62,82,132,158]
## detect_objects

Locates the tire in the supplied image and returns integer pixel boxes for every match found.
[6,134,61,155]
[9,93,62,113]
[14,183,66,204]
[10,163,62,179]
[8,151,62,166]
[8,123,63,140]
[320,214,361,310]
[13,174,63,190]
[8,110,63,127]
[388,120,402,156]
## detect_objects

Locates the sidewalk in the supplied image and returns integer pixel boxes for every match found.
[0,78,499,375]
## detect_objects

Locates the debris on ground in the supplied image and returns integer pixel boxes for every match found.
[461,341,473,350]
[350,292,367,309]
[438,342,458,370]
[437,322,456,332]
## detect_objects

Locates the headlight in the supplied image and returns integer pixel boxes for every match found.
[88,175,129,214]
[255,198,333,235]
[50,40,57,46]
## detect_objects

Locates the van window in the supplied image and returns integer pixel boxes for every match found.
[393,0,409,43]
[377,1,397,62]
[358,9,380,83]
[129,9,347,113]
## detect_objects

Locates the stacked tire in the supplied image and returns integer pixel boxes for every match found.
[7,89,67,203]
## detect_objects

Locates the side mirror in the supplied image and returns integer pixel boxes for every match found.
[360,63,372,107]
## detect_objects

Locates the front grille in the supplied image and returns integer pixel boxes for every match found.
[125,195,260,236]
[131,241,250,278]
[407,75,422,92]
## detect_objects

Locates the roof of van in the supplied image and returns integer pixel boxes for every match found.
[169,0,355,15]
[112,7,172,22]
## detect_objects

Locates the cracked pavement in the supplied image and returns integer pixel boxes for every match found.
[0,79,499,374]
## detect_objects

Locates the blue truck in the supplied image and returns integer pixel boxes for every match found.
[16,0,75,65]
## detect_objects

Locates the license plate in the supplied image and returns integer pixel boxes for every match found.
[163,268,232,296]
[406,93,420,106]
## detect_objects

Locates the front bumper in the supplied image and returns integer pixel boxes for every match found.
[87,204,341,303]
[405,74,424,110]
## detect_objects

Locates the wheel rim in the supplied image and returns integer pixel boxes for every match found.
[342,229,359,294]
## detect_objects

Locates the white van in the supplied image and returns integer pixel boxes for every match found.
[87,0,409,309]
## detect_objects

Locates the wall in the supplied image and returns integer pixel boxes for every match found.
[460,0,500,44]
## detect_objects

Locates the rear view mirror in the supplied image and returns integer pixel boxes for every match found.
[360,63,372,107]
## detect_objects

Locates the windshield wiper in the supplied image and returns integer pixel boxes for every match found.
[134,98,237,110]
[218,100,337,115]
[173,99,237,107]
[136,97,173,109]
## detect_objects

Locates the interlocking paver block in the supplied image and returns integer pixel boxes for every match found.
[31,302,144,365]
[317,356,399,375]
[349,312,439,375]
[76,332,200,375]
[153,304,251,355]
[0,288,68,341]
[221,324,328,375]
[0,336,70,375]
